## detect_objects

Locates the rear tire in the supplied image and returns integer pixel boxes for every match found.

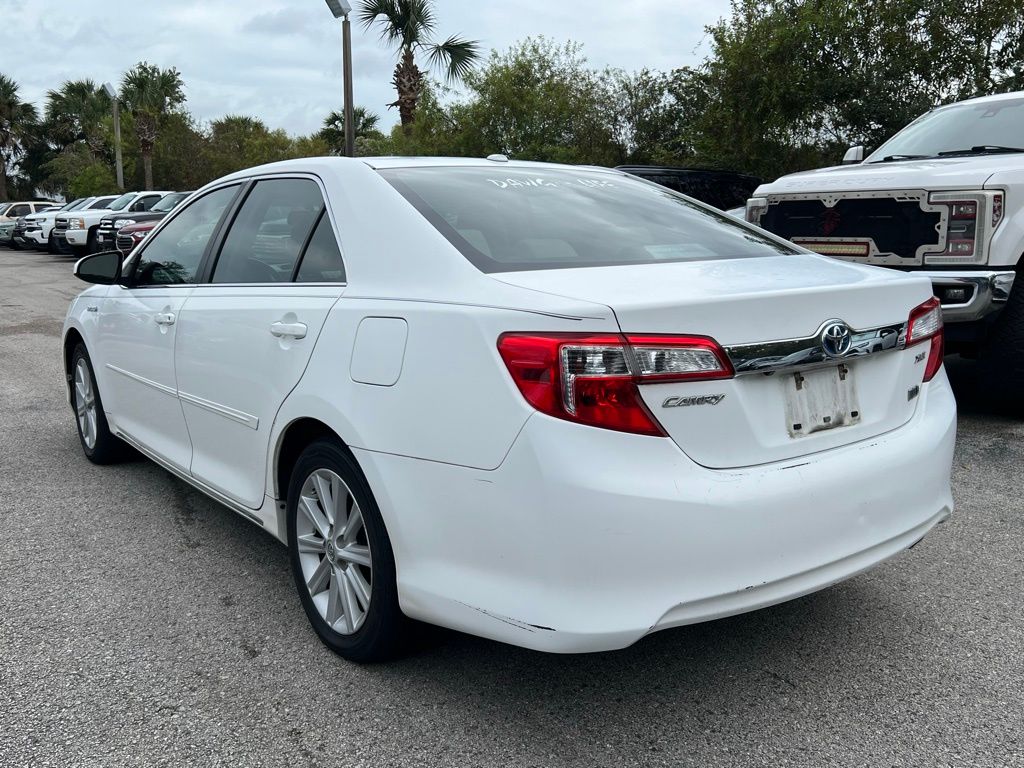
[287,439,409,662]
[977,271,1024,416]
[70,344,129,464]
[86,228,98,254]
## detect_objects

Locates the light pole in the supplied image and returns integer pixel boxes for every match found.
[325,0,355,158]
[103,82,124,190]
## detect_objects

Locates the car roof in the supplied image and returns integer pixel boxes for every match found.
[947,90,1023,107]
[207,156,621,182]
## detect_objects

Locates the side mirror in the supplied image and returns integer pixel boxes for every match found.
[74,250,123,285]
[842,145,864,165]
[130,200,146,211]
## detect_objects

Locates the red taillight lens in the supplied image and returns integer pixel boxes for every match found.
[497,332,733,436]
[906,297,944,382]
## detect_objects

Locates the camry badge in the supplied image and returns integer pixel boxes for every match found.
[663,394,726,408]
[820,321,853,358]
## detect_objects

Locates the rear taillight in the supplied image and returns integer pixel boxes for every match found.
[497,333,733,436]
[906,297,944,382]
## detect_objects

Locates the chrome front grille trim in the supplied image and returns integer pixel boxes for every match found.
[724,319,907,376]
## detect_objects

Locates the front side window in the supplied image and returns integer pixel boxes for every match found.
[8,204,29,217]
[382,167,796,273]
[132,185,239,286]
[211,178,324,284]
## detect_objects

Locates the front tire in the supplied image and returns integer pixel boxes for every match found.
[977,272,1024,415]
[287,439,408,662]
[71,344,128,464]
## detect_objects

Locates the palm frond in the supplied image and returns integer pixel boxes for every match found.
[425,35,482,82]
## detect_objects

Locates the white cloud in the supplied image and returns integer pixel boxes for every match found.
[4,0,729,135]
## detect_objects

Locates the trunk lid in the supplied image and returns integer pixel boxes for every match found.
[495,254,935,468]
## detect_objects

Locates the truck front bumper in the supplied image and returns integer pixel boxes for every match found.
[912,270,1016,323]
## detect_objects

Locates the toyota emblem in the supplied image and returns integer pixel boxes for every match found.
[821,321,853,358]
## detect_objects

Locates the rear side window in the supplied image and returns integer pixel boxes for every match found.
[382,167,796,273]
[211,179,324,284]
[295,214,346,283]
[132,185,239,286]
[8,204,29,217]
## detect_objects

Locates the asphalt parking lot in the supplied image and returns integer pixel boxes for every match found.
[1,246,1021,768]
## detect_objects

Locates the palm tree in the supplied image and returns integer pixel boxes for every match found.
[319,106,381,153]
[357,0,481,132]
[44,79,111,155]
[119,62,185,190]
[0,74,39,201]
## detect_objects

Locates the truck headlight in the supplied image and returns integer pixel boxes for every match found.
[926,190,1003,264]
[69,218,85,230]
[114,219,136,229]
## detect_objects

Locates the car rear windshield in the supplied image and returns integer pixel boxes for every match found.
[381,166,796,273]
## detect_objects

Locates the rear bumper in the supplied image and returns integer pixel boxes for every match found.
[356,369,957,653]
[913,269,1016,323]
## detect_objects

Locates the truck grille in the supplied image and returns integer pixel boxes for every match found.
[760,194,942,264]
[116,234,135,254]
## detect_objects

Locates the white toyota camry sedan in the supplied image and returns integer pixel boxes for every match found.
[63,156,955,661]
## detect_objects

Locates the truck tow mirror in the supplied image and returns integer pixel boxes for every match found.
[842,146,864,165]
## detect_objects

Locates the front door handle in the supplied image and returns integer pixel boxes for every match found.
[270,321,307,339]
[154,312,176,326]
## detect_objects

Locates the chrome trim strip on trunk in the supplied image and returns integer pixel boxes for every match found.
[725,319,907,376]
[115,429,264,525]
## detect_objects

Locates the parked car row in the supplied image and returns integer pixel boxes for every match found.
[2,190,191,256]
[0,200,60,248]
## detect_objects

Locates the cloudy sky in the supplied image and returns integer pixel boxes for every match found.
[6,0,729,136]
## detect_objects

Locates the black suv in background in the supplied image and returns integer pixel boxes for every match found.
[95,191,191,252]
[616,166,762,212]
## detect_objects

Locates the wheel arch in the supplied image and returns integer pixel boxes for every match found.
[273,417,359,537]
[62,327,86,406]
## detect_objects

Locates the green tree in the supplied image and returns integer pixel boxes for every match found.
[686,0,1024,179]
[44,80,112,155]
[319,106,384,154]
[357,0,481,131]
[0,74,39,201]
[453,38,623,166]
[119,62,185,190]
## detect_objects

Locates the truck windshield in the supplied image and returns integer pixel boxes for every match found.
[152,192,189,212]
[868,97,1024,162]
[106,193,136,211]
[381,166,796,273]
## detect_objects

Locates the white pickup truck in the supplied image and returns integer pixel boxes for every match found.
[747,91,1023,407]
[54,190,169,254]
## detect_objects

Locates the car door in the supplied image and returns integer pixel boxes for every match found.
[175,176,346,509]
[95,184,241,472]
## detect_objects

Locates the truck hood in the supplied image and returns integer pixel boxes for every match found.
[756,155,1011,196]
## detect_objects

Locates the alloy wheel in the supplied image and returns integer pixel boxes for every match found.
[74,358,98,450]
[296,469,372,635]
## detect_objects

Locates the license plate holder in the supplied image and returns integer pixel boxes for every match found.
[784,365,861,438]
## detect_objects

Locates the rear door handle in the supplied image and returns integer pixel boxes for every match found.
[270,321,307,339]
[154,312,176,326]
